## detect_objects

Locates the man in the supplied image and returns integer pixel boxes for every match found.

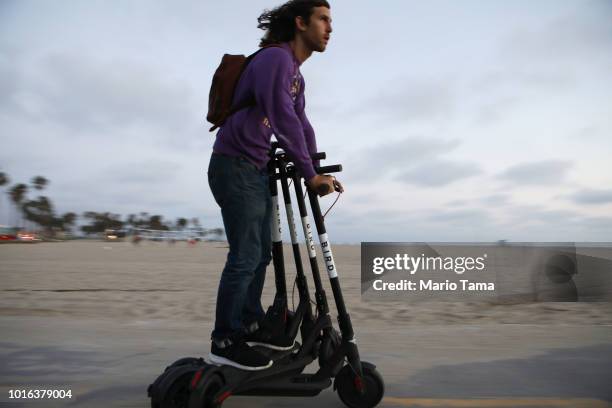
[208,0,340,371]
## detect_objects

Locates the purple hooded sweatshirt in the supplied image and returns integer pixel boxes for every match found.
[212,42,317,181]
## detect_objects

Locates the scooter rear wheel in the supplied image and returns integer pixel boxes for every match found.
[149,358,204,408]
[162,371,195,408]
[335,362,384,408]
[191,373,225,408]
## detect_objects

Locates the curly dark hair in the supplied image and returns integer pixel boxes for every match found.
[257,0,331,47]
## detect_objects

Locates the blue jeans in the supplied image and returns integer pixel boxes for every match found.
[208,153,272,341]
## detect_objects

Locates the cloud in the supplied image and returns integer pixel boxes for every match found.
[501,3,612,69]
[0,51,199,137]
[497,160,573,186]
[580,216,612,232]
[567,124,608,141]
[344,76,455,123]
[469,1,612,124]
[105,160,181,185]
[326,207,501,242]
[396,159,481,187]
[493,204,612,241]
[0,52,21,108]
[507,206,581,225]
[567,188,612,205]
[446,199,468,207]
[428,208,491,224]
[475,96,521,125]
[480,194,510,206]
[472,70,577,96]
[342,137,461,182]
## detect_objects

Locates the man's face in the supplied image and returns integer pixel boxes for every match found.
[299,6,333,52]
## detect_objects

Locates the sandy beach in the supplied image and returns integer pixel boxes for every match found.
[1,240,611,407]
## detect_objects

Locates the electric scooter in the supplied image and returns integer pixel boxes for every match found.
[148,148,384,408]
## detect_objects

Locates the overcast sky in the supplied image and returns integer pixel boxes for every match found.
[1,0,611,242]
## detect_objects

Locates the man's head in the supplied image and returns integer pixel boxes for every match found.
[258,0,332,52]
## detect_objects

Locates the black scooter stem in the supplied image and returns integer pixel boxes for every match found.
[266,147,327,306]
[276,157,314,324]
[306,189,346,315]
[290,168,331,318]
[306,186,364,378]
[268,158,288,303]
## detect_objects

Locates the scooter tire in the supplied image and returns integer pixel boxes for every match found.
[160,370,196,408]
[334,362,384,408]
[189,373,225,408]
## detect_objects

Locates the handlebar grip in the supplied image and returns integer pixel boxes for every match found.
[312,152,326,161]
[316,164,342,174]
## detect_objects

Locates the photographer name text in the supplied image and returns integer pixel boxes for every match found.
[372,279,494,291]
[370,253,494,292]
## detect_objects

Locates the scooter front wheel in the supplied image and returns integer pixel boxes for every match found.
[334,362,384,408]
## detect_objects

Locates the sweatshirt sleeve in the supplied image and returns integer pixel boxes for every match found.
[251,48,317,181]
[297,100,319,167]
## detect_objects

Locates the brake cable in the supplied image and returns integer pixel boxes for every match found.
[323,192,341,218]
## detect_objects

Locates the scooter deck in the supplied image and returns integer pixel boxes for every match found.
[201,343,320,397]
[236,373,332,396]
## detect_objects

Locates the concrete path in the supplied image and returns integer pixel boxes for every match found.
[1,316,611,408]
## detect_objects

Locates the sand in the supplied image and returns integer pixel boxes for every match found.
[2,240,611,325]
[1,240,611,407]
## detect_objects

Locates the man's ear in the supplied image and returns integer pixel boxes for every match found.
[295,15,308,32]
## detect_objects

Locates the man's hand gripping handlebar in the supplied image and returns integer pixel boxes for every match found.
[308,154,344,196]
[307,174,343,197]
[270,143,343,197]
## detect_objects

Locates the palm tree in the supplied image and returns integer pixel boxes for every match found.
[148,215,167,231]
[0,172,8,225]
[61,212,77,233]
[9,183,27,228]
[28,176,48,231]
[81,211,123,235]
[176,217,188,230]
[36,196,52,227]
[31,176,48,191]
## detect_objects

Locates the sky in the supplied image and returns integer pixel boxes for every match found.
[1,0,611,243]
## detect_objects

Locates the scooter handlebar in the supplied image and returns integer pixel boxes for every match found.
[313,165,342,195]
[311,152,326,161]
[278,164,342,179]
[316,164,342,174]
[270,143,326,161]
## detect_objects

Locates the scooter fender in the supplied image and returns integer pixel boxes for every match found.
[188,363,223,392]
